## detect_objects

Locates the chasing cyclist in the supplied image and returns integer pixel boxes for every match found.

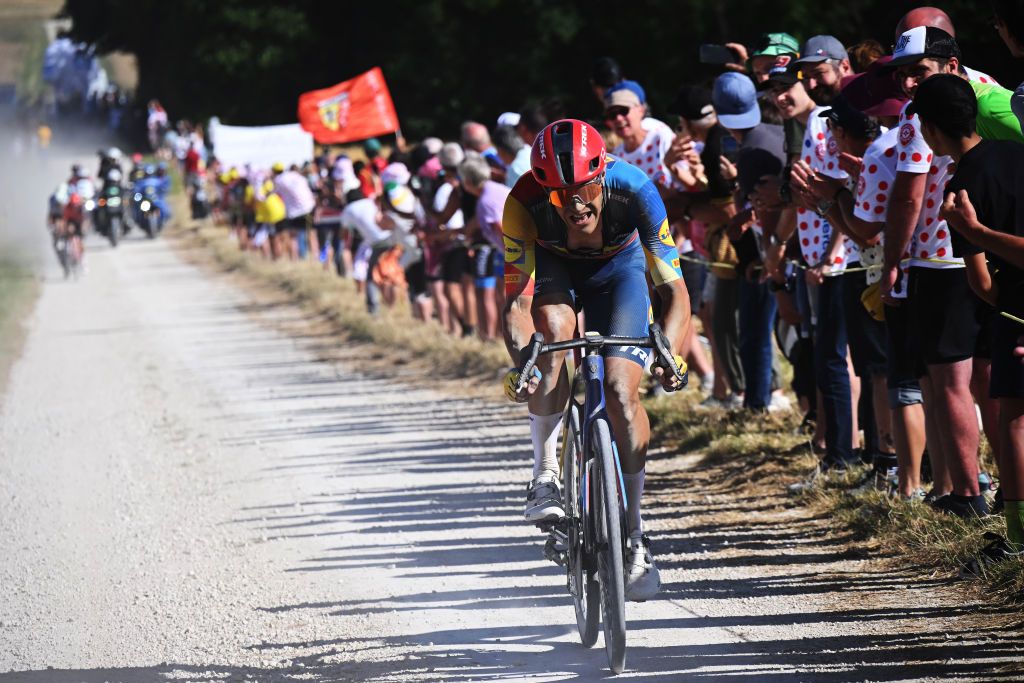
[502,119,691,601]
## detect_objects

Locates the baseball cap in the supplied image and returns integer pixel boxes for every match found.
[605,80,646,106]
[605,87,643,111]
[363,138,382,154]
[271,162,284,173]
[905,73,977,127]
[841,56,907,118]
[817,90,875,138]
[712,72,761,129]
[421,137,443,155]
[794,35,848,65]
[667,85,714,120]
[751,32,800,58]
[381,162,411,187]
[888,26,961,68]
[497,111,521,127]
[386,185,416,214]
[757,54,801,91]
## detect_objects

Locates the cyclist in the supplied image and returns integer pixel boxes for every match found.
[502,119,691,601]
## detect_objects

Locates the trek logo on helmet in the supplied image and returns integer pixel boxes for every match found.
[538,136,547,160]
[580,124,588,157]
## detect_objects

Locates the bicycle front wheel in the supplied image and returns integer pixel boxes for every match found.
[563,403,599,648]
[592,417,626,673]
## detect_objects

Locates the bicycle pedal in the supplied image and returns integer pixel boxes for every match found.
[544,536,568,566]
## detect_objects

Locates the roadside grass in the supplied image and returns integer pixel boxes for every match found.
[0,259,39,391]
[173,207,1024,605]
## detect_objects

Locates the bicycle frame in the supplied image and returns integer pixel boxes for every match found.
[576,350,628,521]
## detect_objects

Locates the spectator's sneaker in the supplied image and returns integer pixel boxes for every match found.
[929,493,990,519]
[961,532,1024,577]
[698,395,730,410]
[624,535,661,602]
[524,474,564,523]
[851,466,890,494]
[700,372,715,394]
[899,488,927,503]
[767,392,792,414]
[788,455,859,494]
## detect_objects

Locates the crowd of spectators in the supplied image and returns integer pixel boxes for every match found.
[185,3,1024,569]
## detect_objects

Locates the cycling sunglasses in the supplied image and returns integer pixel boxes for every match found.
[548,175,604,209]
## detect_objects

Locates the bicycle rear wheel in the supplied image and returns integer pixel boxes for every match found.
[563,402,599,648]
[592,417,626,673]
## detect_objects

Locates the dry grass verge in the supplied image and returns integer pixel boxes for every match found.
[171,218,507,380]
[0,260,39,393]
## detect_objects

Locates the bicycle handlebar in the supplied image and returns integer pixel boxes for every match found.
[514,324,687,393]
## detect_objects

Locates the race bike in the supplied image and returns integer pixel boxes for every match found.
[514,324,687,674]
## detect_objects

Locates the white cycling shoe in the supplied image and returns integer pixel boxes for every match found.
[524,474,565,523]
[624,534,661,602]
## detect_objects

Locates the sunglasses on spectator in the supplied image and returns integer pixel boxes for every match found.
[548,175,604,208]
[604,106,631,120]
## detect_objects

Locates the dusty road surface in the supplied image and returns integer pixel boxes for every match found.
[1,231,1023,682]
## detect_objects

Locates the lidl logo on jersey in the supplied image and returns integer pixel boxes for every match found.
[317,92,351,132]
[657,220,673,247]
[504,235,525,264]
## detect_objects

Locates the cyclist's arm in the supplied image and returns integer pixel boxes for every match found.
[502,193,538,363]
[634,181,690,354]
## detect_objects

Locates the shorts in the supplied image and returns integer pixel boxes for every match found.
[907,267,981,370]
[535,239,652,367]
[885,301,923,408]
[842,265,887,377]
[286,215,309,232]
[442,244,469,284]
[406,259,428,300]
[990,313,1024,398]
[473,244,504,289]
[975,303,994,360]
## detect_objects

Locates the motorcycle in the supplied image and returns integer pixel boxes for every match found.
[94,181,125,247]
[134,185,162,239]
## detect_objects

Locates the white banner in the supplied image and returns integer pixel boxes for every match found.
[208,119,314,171]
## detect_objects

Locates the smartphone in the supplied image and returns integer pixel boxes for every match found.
[720,135,739,163]
[699,44,739,65]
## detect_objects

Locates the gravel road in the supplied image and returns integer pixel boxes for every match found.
[1,231,1022,682]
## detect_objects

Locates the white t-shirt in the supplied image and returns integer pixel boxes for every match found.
[895,102,959,269]
[613,117,694,252]
[341,197,390,245]
[612,117,677,190]
[432,182,464,229]
[852,127,903,294]
[796,105,854,269]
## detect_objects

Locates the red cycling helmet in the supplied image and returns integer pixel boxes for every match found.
[530,119,606,189]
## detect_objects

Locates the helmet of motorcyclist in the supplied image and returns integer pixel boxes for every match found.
[529,119,606,190]
[132,153,143,164]
[108,147,122,161]
[144,164,156,177]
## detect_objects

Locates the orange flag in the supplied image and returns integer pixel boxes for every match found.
[297,67,400,144]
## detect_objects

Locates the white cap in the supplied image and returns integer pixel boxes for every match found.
[422,137,443,155]
[497,111,521,127]
[381,162,410,186]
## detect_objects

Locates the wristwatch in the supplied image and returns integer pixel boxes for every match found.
[815,198,834,217]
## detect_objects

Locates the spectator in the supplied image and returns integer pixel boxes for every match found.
[916,74,1024,543]
[494,125,531,188]
[272,161,317,261]
[459,152,510,341]
[713,73,786,411]
[461,121,505,180]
